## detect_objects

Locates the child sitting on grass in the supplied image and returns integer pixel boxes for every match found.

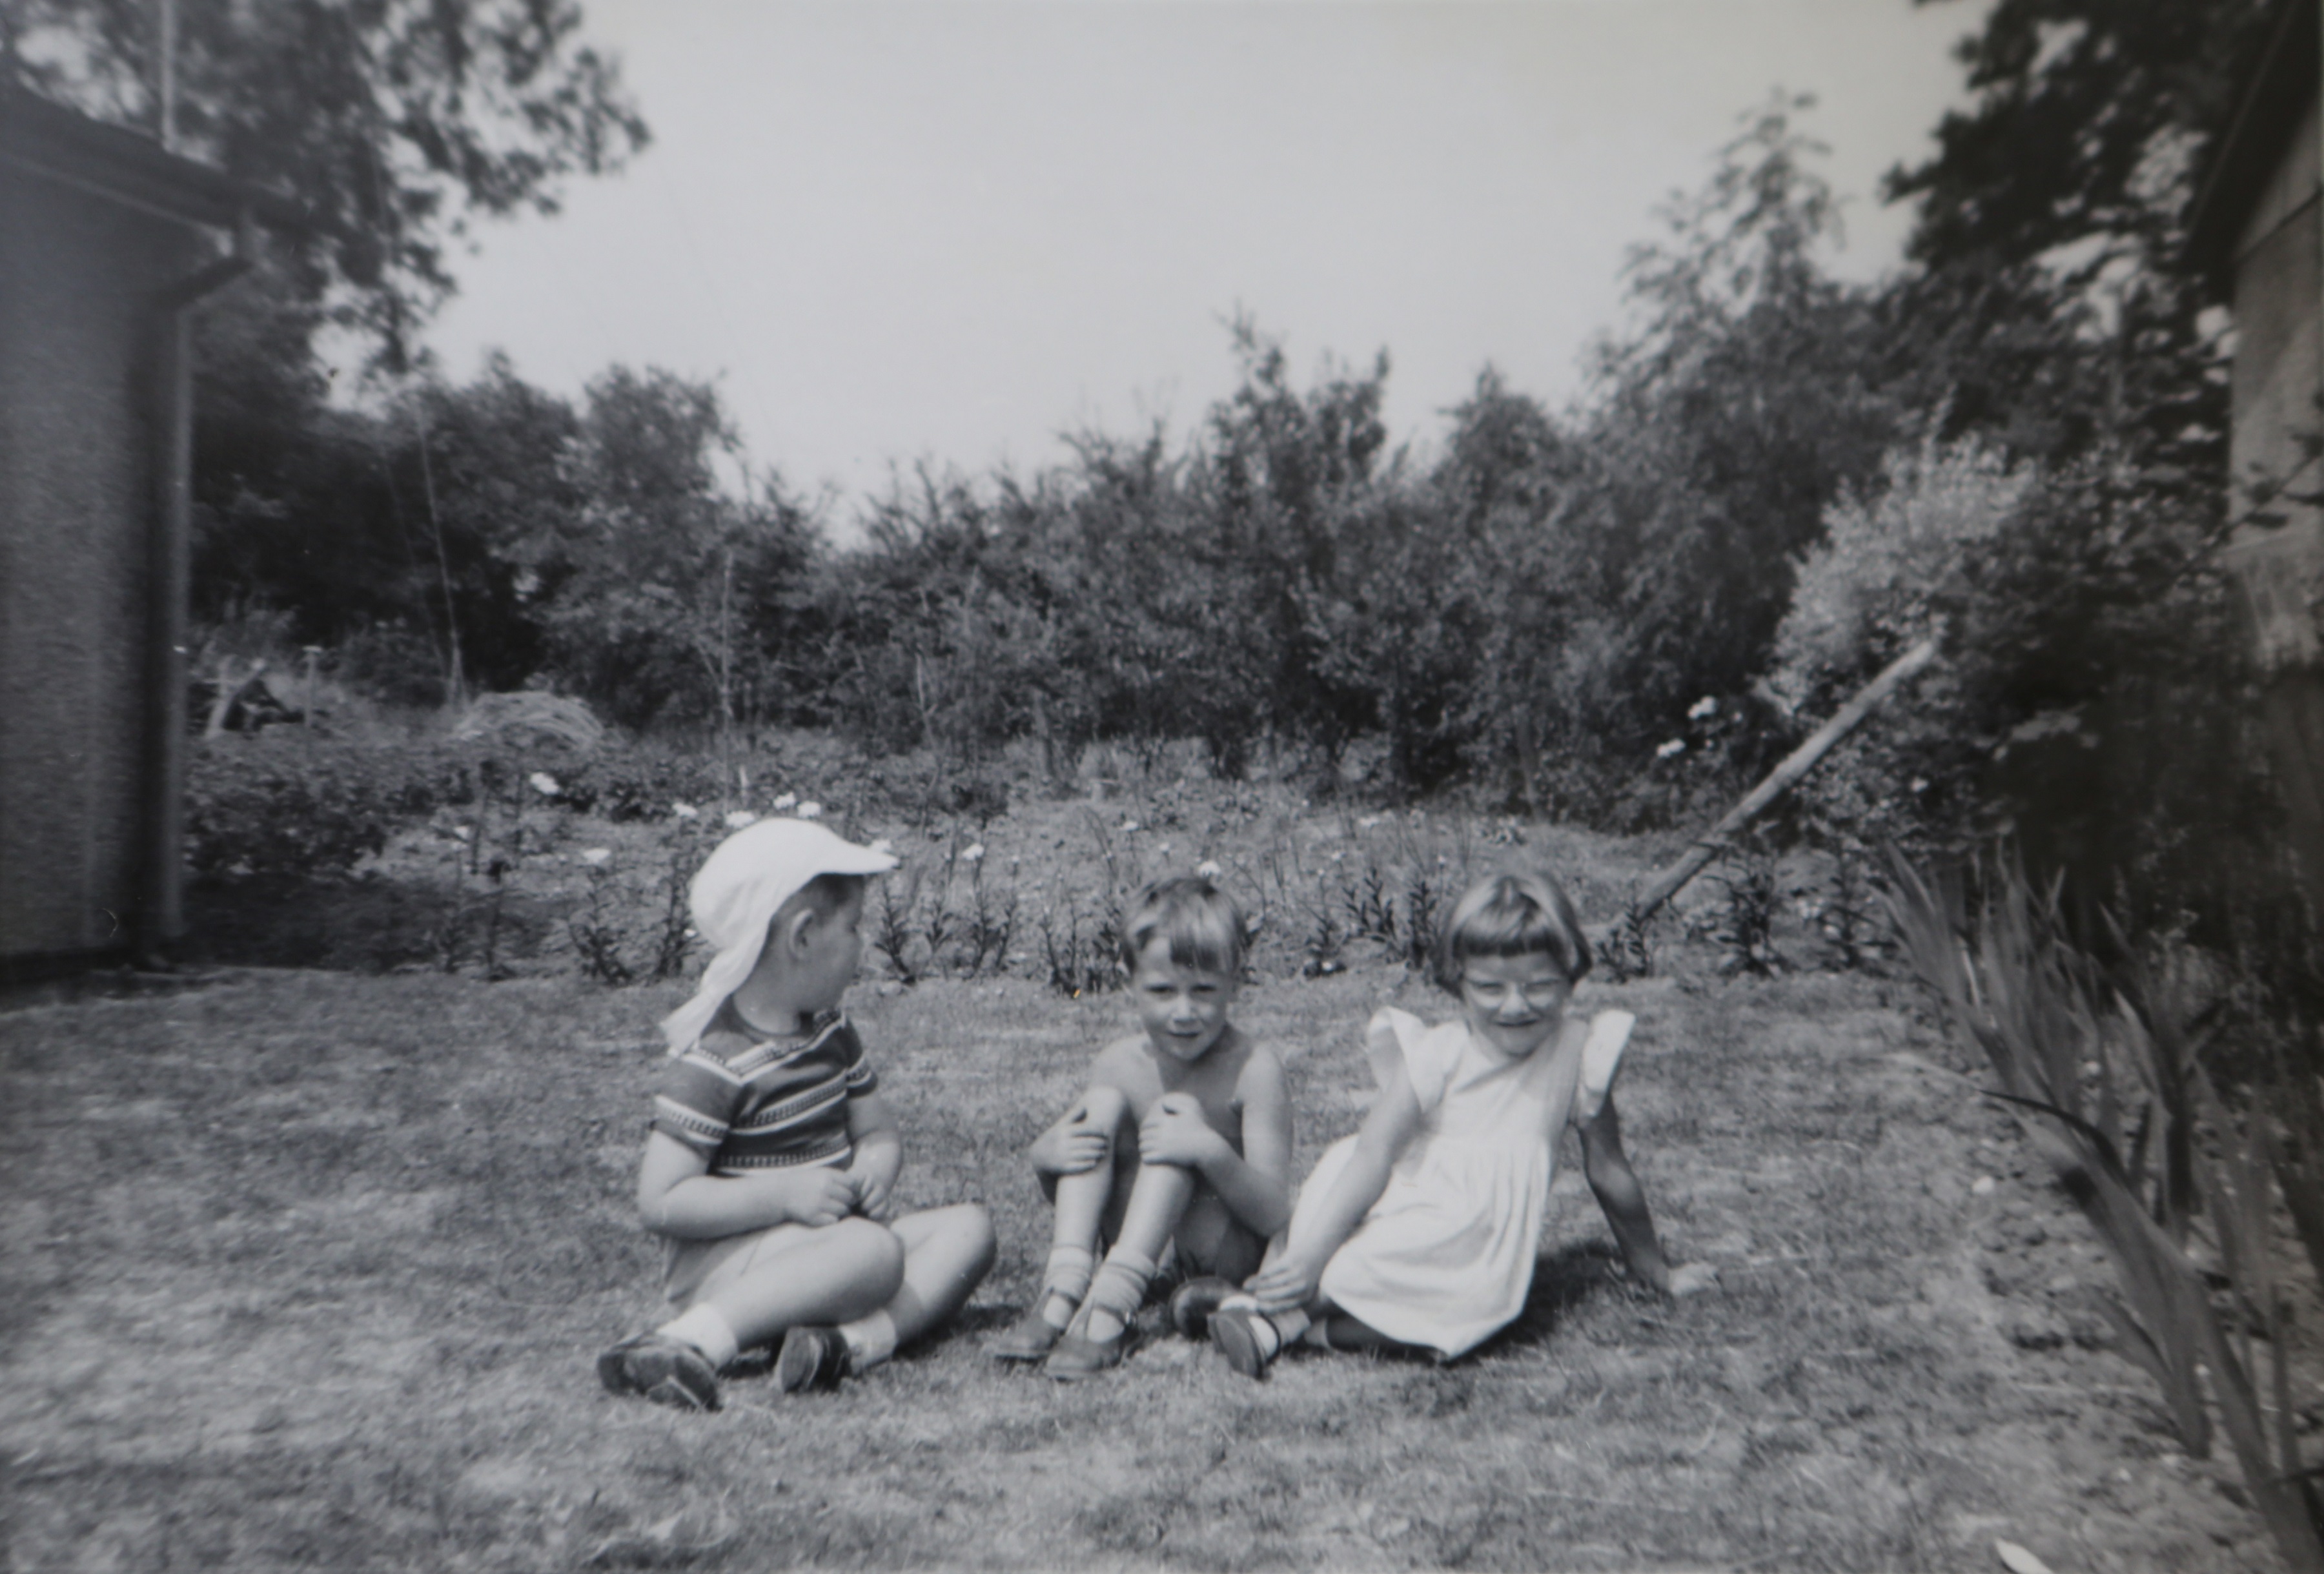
[598,819,995,1412]
[992,875,1294,1380]
[1183,866,1698,1378]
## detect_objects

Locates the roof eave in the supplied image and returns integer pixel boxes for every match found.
[0,85,309,236]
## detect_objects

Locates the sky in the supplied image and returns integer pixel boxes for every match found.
[418,1,1986,520]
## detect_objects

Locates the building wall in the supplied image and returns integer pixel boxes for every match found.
[2225,90,2323,661]
[0,166,185,960]
[2221,83,2324,908]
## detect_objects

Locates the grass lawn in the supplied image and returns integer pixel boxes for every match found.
[1,941,2283,1572]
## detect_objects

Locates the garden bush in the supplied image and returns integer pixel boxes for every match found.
[185,733,509,877]
[187,736,407,877]
[553,746,728,823]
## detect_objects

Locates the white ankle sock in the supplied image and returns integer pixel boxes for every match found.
[838,1309,898,1373]
[1083,1249,1157,1335]
[1041,1245,1097,1327]
[1241,1313,1284,1362]
[657,1305,740,1371]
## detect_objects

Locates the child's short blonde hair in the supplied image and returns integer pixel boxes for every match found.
[1434,868,1593,992]
[1119,875,1245,978]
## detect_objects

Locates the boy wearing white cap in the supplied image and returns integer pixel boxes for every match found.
[597,818,996,1411]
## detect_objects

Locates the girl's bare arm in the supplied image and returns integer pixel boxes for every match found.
[1249,1062,1424,1313]
[1576,1094,1671,1293]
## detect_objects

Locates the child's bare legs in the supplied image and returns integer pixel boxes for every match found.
[1029,1085,1203,1338]
[1041,1106,1117,1301]
[841,1203,995,1371]
[1206,1241,1428,1375]
[642,1215,902,1387]
[1077,1156,1198,1343]
[676,1217,904,1357]
[1312,1311,1431,1358]
[1020,1094,1125,1334]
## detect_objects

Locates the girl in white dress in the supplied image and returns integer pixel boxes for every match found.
[1184,868,1673,1376]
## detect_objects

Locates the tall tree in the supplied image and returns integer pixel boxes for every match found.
[1197,319,1400,772]
[3,0,649,366]
[1881,0,2278,471]
[1888,0,2272,274]
[1580,94,1901,737]
[536,367,819,732]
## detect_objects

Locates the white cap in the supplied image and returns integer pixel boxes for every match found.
[660,818,897,1054]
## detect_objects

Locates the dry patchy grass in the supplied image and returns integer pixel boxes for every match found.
[0,952,2290,1571]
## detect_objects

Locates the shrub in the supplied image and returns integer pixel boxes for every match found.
[554,746,726,823]
[1766,427,2035,857]
[1770,428,2034,714]
[185,737,402,877]
[183,734,520,877]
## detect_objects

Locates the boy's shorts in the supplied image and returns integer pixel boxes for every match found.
[661,1221,820,1309]
[1147,1185,1267,1287]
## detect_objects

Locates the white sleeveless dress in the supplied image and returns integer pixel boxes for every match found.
[1294,1005,1633,1358]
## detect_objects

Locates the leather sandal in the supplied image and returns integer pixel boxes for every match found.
[1207,1308,1279,1379]
[775,1325,850,1393]
[1043,1311,1139,1381]
[1166,1276,1240,1339]
[990,1300,1072,1362]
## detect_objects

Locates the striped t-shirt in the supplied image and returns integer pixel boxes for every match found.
[650,1007,876,1173]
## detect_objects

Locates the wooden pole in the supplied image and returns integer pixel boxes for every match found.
[156,0,176,150]
[1624,638,1940,924]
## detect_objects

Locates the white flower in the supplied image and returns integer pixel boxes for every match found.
[1121,819,1141,833]
[1155,842,1171,856]
[1687,695,1719,721]
[670,801,699,820]
[580,848,611,866]
[1196,859,1221,879]
[771,793,799,811]
[963,843,986,862]
[1357,813,1385,830]
[869,838,895,857]
[797,801,824,819]
[1910,777,1930,794]
[724,809,760,830]
[1655,738,1687,760]
[529,772,562,797]
[451,824,472,843]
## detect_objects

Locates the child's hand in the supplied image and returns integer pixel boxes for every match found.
[1139,1094,1225,1170]
[780,1167,861,1228]
[852,1166,897,1224]
[1029,1106,1110,1176]
[1247,1249,1322,1316]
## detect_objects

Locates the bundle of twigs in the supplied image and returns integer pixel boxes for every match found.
[450,692,606,753]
